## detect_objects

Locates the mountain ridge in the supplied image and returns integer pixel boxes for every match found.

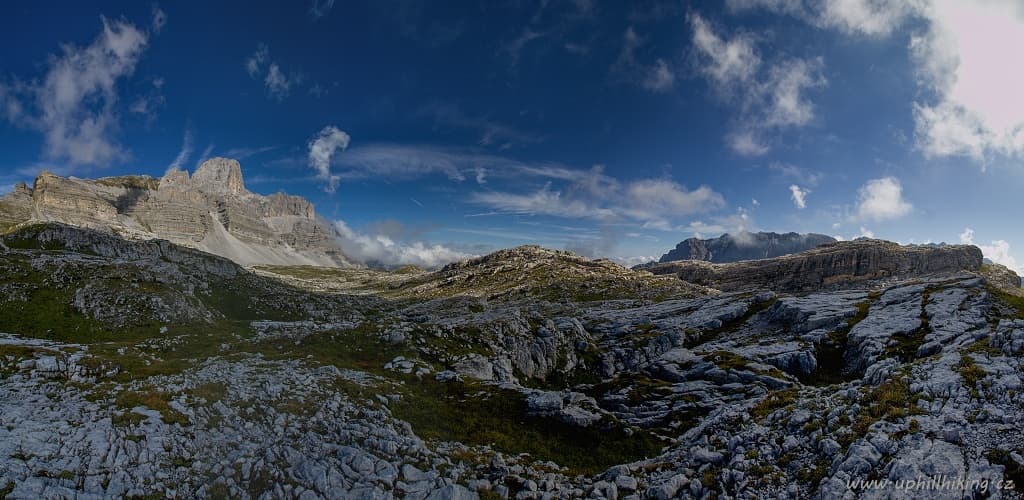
[0,158,350,268]
[656,231,837,264]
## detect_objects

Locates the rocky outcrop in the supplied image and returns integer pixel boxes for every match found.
[656,231,836,264]
[7,158,350,267]
[390,245,713,301]
[0,182,33,230]
[645,239,984,292]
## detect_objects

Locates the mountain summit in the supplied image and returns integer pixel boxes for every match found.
[658,231,837,263]
[0,158,349,267]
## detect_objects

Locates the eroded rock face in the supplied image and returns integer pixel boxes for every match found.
[656,231,836,264]
[9,159,350,267]
[646,239,984,293]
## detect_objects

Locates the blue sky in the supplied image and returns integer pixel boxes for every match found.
[1,0,1022,270]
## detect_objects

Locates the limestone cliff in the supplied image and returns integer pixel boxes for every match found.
[645,238,984,292]
[657,231,837,263]
[2,158,350,268]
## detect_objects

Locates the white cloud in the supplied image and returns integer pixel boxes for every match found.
[770,162,824,186]
[309,0,336,19]
[911,0,1024,163]
[307,125,350,193]
[245,44,299,101]
[472,171,725,228]
[333,220,472,269]
[731,0,1024,164]
[726,0,922,37]
[960,227,1022,274]
[264,63,291,100]
[689,13,825,156]
[168,128,193,171]
[855,177,912,221]
[194,143,214,169]
[728,131,771,156]
[246,44,269,78]
[859,226,875,238]
[613,27,676,93]
[789,184,809,209]
[151,4,167,34]
[690,15,760,87]
[474,167,487,184]
[0,17,149,166]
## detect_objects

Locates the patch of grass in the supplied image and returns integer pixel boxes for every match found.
[253,322,413,375]
[957,354,987,389]
[0,481,14,497]
[965,338,1003,358]
[391,379,665,475]
[111,411,147,427]
[750,388,799,420]
[851,378,921,437]
[797,458,831,488]
[115,389,189,426]
[991,287,1024,321]
[189,382,228,404]
[709,350,752,371]
[986,449,1024,489]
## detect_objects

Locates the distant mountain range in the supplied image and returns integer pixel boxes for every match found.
[656,231,837,264]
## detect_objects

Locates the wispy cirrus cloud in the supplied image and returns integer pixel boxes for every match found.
[471,165,725,228]
[419,103,543,150]
[245,43,303,101]
[611,27,675,92]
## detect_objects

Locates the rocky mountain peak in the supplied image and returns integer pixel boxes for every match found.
[191,157,247,195]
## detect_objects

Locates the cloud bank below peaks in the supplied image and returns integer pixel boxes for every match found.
[333,220,473,270]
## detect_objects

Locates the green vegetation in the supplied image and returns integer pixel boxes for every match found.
[189,382,228,404]
[850,378,921,438]
[750,388,799,420]
[115,388,189,426]
[985,449,1024,489]
[956,354,987,389]
[990,286,1024,320]
[391,378,665,475]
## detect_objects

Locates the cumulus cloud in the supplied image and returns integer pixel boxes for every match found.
[333,220,473,269]
[307,125,349,193]
[244,44,299,101]
[855,177,912,221]
[729,0,1024,165]
[0,17,149,166]
[858,226,875,238]
[689,13,825,156]
[960,227,1022,274]
[789,184,809,209]
[910,0,1024,163]
[309,0,336,19]
[612,27,676,93]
